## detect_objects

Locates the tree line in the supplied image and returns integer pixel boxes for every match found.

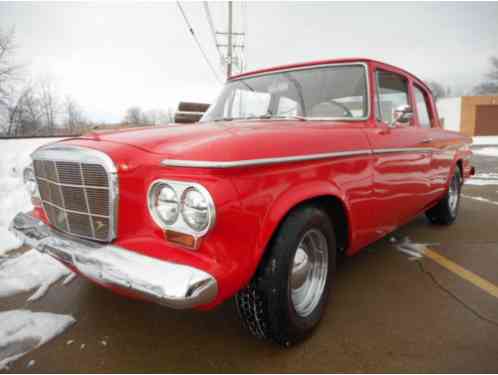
[0,28,173,137]
[0,29,94,136]
[1,27,497,136]
[426,56,498,101]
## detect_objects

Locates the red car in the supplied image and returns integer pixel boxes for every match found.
[11,58,473,346]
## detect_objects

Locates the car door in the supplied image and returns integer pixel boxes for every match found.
[364,67,432,233]
[412,83,452,202]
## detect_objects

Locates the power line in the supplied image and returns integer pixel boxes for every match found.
[176,1,223,84]
[202,2,223,62]
[241,1,247,70]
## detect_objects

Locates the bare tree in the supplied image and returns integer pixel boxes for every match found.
[6,82,43,136]
[0,28,21,106]
[473,81,498,95]
[472,55,498,95]
[123,106,144,125]
[63,96,86,132]
[39,78,59,132]
[485,56,498,81]
[425,80,450,102]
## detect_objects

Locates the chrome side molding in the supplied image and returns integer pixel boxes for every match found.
[160,145,462,169]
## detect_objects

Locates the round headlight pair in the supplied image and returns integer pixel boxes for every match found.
[149,181,215,233]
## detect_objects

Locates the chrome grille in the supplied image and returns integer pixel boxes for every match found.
[32,146,118,242]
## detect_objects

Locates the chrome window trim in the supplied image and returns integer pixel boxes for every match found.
[32,144,119,242]
[217,62,371,123]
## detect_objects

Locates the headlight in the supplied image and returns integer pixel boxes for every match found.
[181,187,211,231]
[23,165,40,199]
[149,183,179,225]
[148,180,216,238]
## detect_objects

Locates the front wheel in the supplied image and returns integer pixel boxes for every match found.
[426,167,462,225]
[235,205,336,347]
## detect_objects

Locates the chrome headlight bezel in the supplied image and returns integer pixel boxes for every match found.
[148,182,180,226]
[147,179,216,238]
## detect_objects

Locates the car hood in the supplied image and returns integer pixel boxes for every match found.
[57,121,367,163]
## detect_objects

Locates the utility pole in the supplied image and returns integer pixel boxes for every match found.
[208,1,245,78]
[227,1,233,79]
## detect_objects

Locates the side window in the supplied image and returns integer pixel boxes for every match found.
[376,70,410,124]
[414,85,432,128]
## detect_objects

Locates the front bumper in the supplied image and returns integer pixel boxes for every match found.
[9,212,218,309]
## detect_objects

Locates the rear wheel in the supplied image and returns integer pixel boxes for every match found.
[426,167,462,225]
[235,205,336,347]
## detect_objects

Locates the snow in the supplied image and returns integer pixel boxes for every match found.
[473,136,498,146]
[393,237,431,260]
[437,97,461,131]
[0,310,75,370]
[0,138,63,255]
[466,173,498,186]
[0,249,71,301]
[473,147,498,157]
[62,273,77,285]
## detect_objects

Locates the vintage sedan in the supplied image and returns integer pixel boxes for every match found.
[11,58,473,346]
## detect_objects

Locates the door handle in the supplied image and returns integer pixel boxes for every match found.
[420,138,433,144]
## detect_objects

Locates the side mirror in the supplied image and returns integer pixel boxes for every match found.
[390,104,413,127]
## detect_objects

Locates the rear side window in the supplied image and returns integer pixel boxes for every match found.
[414,85,432,128]
[376,70,410,124]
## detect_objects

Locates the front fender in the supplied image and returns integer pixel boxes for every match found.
[254,179,351,266]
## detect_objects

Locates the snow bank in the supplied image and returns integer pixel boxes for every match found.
[473,147,498,158]
[0,249,71,301]
[0,138,62,255]
[437,97,461,132]
[467,172,498,186]
[0,310,75,370]
[473,137,498,147]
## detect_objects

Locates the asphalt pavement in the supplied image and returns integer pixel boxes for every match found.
[2,153,498,373]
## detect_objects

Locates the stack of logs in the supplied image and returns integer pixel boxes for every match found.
[174,102,210,124]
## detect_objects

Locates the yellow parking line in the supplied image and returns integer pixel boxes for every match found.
[425,248,498,299]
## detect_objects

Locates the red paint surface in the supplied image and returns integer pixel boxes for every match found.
[32,59,472,309]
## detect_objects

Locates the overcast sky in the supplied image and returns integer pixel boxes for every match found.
[1,1,497,123]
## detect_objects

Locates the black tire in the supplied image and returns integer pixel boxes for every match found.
[426,167,462,225]
[235,204,336,347]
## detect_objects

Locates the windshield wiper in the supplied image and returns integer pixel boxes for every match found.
[272,115,309,121]
[211,117,235,122]
[209,114,309,122]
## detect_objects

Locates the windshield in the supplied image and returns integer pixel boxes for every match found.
[201,64,368,122]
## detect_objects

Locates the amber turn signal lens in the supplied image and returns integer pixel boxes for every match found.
[165,230,197,249]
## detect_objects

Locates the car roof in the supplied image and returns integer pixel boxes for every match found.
[229,57,431,93]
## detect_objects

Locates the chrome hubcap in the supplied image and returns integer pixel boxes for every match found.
[448,175,459,215]
[290,229,329,317]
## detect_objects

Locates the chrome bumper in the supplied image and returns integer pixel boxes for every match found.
[9,212,218,309]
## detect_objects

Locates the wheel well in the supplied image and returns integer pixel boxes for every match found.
[276,195,350,255]
[456,159,463,182]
